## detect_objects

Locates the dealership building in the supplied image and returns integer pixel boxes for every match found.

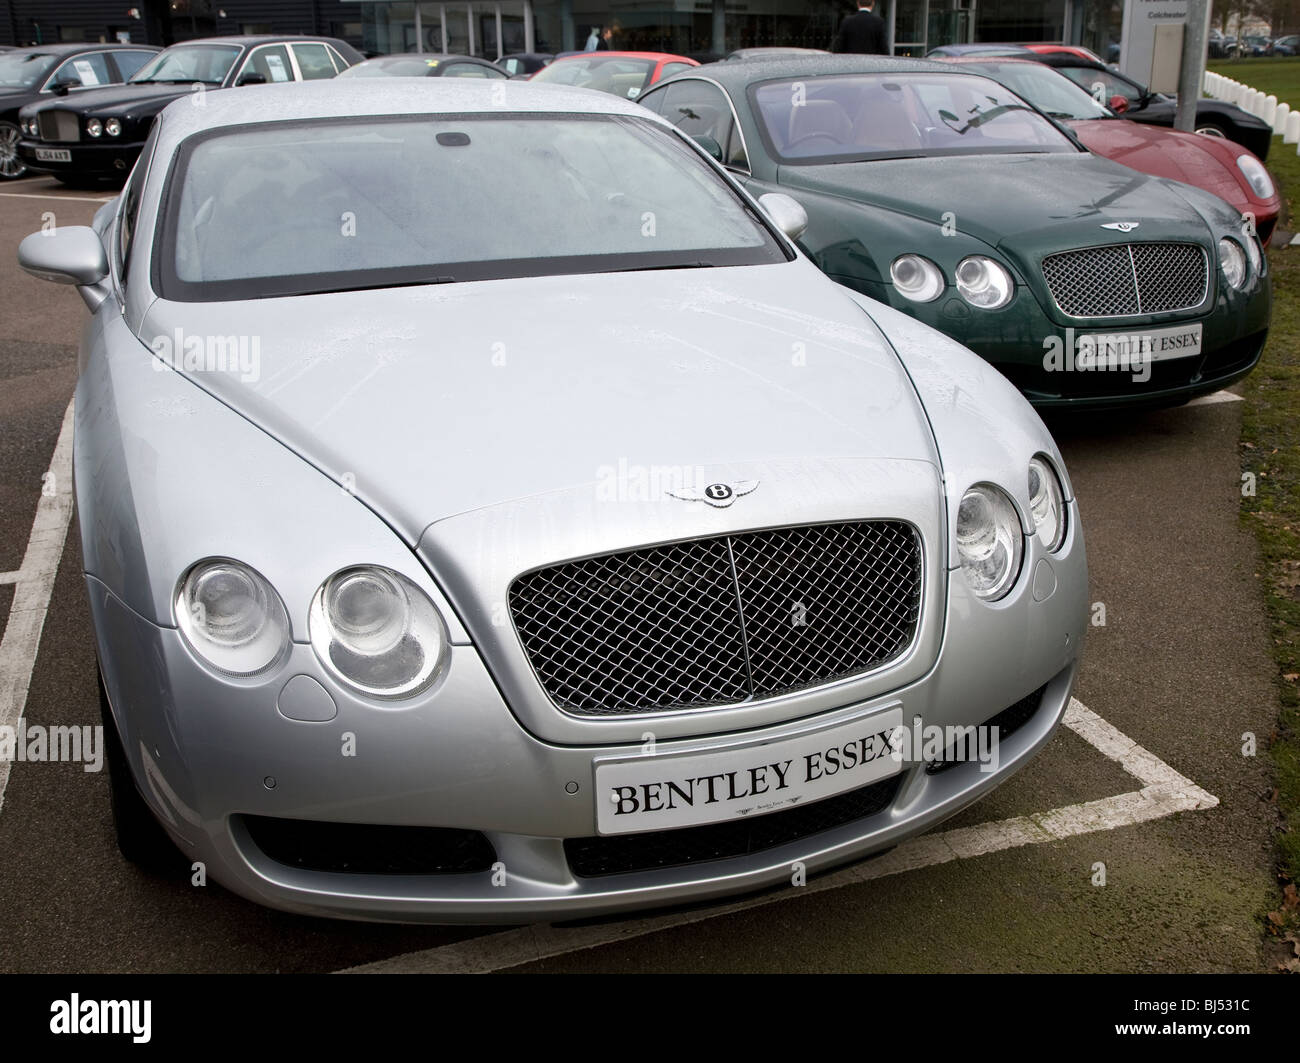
[0,1,1131,66]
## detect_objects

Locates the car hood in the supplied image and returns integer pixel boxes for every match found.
[1065,118,1253,211]
[139,261,939,542]
[26,81,187,114]
[777,151,1213,252]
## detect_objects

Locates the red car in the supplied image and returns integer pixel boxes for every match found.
[1020,43,1111,64]
[944,57,1280,244]
[528,51,698,100]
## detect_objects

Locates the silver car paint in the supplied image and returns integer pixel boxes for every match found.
[48,79,1085,921]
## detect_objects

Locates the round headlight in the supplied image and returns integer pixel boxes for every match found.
[889,254,945,302]
[310,567,448,700]
[1028,457,1066,552]
[955,255,1014,309]
[22,118,35,135]
[175,559,290,677]
[956,484,1023,601]
[1219,237,1247,288]
[104,118,121,137]
[1235,153,1274,199]
[86,118,102,138]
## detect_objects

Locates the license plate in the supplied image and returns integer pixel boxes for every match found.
[34,148,71,163]
[594,705,904,835]
[1077,322,1203,366]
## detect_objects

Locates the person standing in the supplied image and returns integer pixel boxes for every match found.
[584,26,601,51]
[831,1,889,55]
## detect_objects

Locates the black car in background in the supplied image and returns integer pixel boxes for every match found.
[1026,52,1272,159]
[17,35,362,186]
[1208,29,1238,58]
[0,43,159,179]
[496,52,554,77]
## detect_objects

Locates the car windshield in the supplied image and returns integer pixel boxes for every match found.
[751,72,1077,162]
[160,114,787,300]
[0,51,59,89]
[959,61,1112,120]
[130,44,241,85]
[1056,65,1146,104]
[340,57,439,77]
[530,56,655,98]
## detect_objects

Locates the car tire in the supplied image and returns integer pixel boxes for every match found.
[98,667,187,875]
[0,120,27,180]
[1195,120,1229,138]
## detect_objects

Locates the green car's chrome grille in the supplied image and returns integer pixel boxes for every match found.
[1041,242,1208,318]
[508,520,922,717]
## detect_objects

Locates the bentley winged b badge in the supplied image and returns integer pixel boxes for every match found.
[667,479,760,509]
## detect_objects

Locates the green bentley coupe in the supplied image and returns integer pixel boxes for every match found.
[639,56,1270,408]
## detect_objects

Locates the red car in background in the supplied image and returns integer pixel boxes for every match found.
[944,57,1280,244]
[1021,43,1112,64]
[528,51,698,100]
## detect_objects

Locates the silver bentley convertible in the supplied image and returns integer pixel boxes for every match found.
[19,79,1087,922]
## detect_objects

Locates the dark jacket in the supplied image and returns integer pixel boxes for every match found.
[832,9,889,55]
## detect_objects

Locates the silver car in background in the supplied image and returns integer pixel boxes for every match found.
[19,80,1087,922]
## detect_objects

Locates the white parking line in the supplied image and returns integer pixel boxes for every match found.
[0,399,76,816]
[0,192,114,204]
[338,698,1217,974]
[1186,390,1244,407]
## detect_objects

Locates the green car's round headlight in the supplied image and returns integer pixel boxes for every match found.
[1028,456,1066,552]
[310,566,449,700]
[955,256,1014,309]
[86,118,102,138]
[956,484,1023,601]
[1244,231,1262,276]
[104,118,122,137]
[1219,237,1247,288]
[890,254,944,302]
[175,559,290,677]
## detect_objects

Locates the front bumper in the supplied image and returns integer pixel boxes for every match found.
[16,137,143,178]
[842,266,1270,410]
[90,504,1087,924]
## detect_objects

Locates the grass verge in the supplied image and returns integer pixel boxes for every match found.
[1208,57,1300,103]
[1239,134,1300,970]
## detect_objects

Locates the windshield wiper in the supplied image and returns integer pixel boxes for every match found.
[609,261,717,273]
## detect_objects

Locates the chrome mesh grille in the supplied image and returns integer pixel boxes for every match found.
[1041,242,1207,317]
[509,521,922,717]
[1130,243,1210,313]
[37,111,80,143]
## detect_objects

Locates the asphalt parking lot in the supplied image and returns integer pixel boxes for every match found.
[0,173,1282,973]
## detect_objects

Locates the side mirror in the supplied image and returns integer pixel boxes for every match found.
[690,133,724,161]
[758,192,808,241]
[51,77,80,96]
[18,226,109,287]
[236,72,267,86]
[1108,94,1129,114]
